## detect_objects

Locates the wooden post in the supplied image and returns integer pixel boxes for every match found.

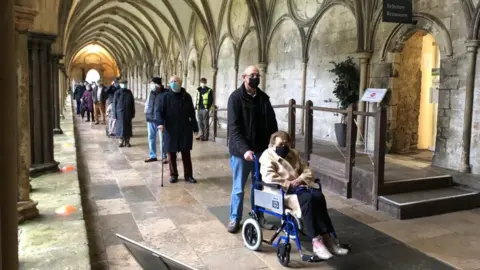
[304,100,313,164]
[288,99,296,149]
[212,106,218,142]
[373,105,387,208]
[345,104,357,199]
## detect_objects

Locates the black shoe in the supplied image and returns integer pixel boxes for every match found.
[186,177,197,184]
[170,177,178,183]
[227,220,240,234]
[126,143,131,147]
[144,158,158,163]
[201,137,208,141]
[118,139,125,147]
[162,158,168,164]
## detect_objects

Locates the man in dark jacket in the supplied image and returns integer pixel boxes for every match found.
[113,80,135,147]
[227,65,278,233]
[195,78,213,141]
[73,82,86,115]
[144,77,168,163]
[158,75,199,184]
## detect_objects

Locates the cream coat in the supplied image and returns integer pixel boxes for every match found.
[259,148,320,218]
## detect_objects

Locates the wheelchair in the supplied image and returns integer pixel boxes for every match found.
[241,155,350,266]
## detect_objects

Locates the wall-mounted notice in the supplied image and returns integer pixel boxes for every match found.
[383,0,413,24]
[361,88,388,103]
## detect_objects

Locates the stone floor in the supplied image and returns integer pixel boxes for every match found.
[19,98,90,270]
[72,102,480,270]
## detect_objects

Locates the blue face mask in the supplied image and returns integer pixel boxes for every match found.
[170,82,180,92]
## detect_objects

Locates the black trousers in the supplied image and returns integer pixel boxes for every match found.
[86,110,94,122]
[168,151,192,178]
[297,189,335,238]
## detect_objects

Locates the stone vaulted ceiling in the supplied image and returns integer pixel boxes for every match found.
[62,0,222,71]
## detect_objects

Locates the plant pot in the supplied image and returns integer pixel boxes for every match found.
[334,123,347,147]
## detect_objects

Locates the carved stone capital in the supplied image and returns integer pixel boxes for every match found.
[14,5,38,32]
[465,40,480,52]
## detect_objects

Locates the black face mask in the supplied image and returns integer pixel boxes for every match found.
[248,77,260,89]
[275,146,289,158]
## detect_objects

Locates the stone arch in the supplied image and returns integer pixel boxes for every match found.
[379,12,453,61]
[216,37,236,117]
[186,48,199,98]
[306,4,357,141]
[199,42,213,90]
[85,68,101,83]
[266,18,303,132]
[266,15,306,60]
[237,29,259,86]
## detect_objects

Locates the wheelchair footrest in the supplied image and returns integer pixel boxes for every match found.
[301,254,323,263]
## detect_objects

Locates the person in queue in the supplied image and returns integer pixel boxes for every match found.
[113,80,135,147]
[73,81,86,115]
[106,78,120,137]
[81,83,94,122]
[157,75,199,184]
[195,77,213,141]
[226,65,278,233]
[259,131,349,260]
[144,77,168,164]
[93,81,108,125]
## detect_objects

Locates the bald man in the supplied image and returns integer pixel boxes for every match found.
[226,65,278,233]
[158,75,199,184]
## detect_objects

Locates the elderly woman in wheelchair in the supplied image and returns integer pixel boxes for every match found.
[241,131,348,265]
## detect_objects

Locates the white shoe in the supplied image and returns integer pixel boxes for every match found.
[312,241,333,260]
[324,237,349,256]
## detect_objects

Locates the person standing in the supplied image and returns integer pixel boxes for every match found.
[82,83,95,122]
[195,78,213,141]
[73,82,86,115]
[106,78,120,137]
[144,77,168,163]
[113,80,135,147]
[158,75,199,184]
[226,65,279,233]
[93,82,107,125]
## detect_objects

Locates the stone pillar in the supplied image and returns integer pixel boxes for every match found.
[356,52,372,145]
[300,59,308,134]
[59,64,67,118]
[211,66,218,105]
[1,1,19,269]
[28,32,59,176]
[52,54,63,134]
[234,65,239,89]
[15,4,39,223]
[460,41,479,173]
[257,62,267,90]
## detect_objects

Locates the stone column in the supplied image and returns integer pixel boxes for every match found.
[211,66,218,105]
[28,32,59,177]
[52,54,63,134]
[300,59,308,134]
[257,62,267,90]
[460,41,479,173]
[15,4,39,222]
[234,65,239,89]
[356,52,372,146]
[59,64,67,119]
[1,0,19,269]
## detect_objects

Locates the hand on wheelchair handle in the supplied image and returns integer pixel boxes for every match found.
[244,150,254,161]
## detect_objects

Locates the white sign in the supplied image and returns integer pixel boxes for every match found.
[361,88,388,103]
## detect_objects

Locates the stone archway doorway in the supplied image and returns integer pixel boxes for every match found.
[85,69,100,83]
[389,31,440,158]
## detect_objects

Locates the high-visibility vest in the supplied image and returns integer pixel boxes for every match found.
[196,88,213,109]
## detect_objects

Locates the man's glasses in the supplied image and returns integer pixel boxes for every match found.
[245,73,260,79]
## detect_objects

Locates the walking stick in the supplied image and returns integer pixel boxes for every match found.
[160,129,164,187]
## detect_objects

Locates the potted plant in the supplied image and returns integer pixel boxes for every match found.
[328,57,360,147]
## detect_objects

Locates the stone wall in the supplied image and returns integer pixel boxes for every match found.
[118,0,476,173]
[390,32,423,153]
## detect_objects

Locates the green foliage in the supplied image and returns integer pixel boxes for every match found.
[328,57,360,109]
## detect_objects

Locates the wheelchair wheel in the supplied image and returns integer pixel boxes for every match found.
[242,218,263,251]
[276,243,291,266]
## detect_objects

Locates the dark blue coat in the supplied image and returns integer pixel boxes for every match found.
[158,88,198,152]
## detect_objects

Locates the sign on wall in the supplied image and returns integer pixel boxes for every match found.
[361,88,388,103]
[383,0,413,24]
